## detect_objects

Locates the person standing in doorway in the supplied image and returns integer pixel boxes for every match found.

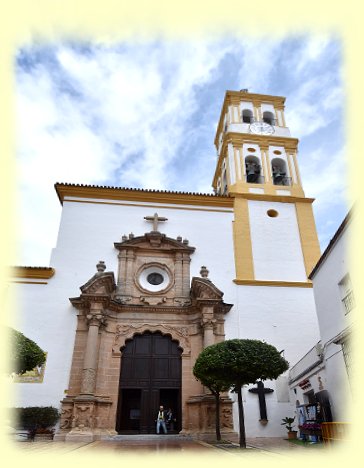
[156,405,167,434]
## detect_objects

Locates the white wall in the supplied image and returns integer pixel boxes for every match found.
[248,200,307,281]
[11,194,321,437]
[311,224,352,344]
[7,281,77,408]
[227,285,320,436]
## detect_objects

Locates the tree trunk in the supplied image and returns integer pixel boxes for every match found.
[237,386,246,448]
[214,391,221,441]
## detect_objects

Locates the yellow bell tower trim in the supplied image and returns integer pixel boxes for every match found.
[295,202,321,276]
[232,197,255,280]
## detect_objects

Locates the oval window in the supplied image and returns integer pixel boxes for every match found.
[267,209,279,218]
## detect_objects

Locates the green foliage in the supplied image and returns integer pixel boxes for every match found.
[193,357,231,395]
[193,339,289,448]
[9,327,46,375]
[193,339,289,389]
[281,416,295,431]
[12,406,60,430]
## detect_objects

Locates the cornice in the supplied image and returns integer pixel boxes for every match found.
[10,266,55,280]
[234,279,313,288]
[55,183,234,208]
[231,193,315,204]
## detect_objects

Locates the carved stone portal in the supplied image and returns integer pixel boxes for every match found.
[56,232,234,441]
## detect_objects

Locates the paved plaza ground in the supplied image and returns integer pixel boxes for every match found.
[10,434,324,457]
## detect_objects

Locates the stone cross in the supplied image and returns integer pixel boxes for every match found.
[144,213,168,232]
[248,381,274,421]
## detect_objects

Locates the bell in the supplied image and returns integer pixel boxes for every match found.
[273,171,283,183]
[247,167,258,183]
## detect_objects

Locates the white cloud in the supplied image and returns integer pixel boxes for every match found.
[15,39,235,263]
[14,36,345,266]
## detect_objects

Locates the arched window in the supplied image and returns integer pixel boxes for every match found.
[263,111,275,126]
[242,109,254,124]
[245,155,262,184]
[271,158,290,186]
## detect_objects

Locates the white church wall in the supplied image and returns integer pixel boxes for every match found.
[248,200,307,281]
[227,285,320,436]
[13,198,237,410]
[51,198,236,294]
[7,280,77,408]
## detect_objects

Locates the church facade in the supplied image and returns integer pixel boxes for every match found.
[10,90,321,441]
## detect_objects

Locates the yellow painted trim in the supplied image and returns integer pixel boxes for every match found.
[10,267,55,279]
[233,105,239,123]
[292,152,302,186]
[234,148,240,181]
[64,198,234,213]
[10,280,48,285]
[286,153,296,185]
[55,184,234,208]
[295,203,321,277]
[232,197,255,280]
[257,106,262,121]
[234,279,313,288]
[281,110,286,128]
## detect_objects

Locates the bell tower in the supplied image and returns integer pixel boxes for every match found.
[212,90,320,284]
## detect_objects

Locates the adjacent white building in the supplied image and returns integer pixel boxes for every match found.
[289,210,353,425]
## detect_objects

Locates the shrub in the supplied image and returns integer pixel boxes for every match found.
[9,328,46,375]
[12,406,60,430]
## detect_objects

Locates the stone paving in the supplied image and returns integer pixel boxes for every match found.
[9,434,320,457]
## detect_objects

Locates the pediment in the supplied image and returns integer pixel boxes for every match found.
[80,271,116,295]
[191,277,224,301]
[114,231,195,253]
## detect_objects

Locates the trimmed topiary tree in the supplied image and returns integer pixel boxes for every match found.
[194,339,289,448]
[193,356,231,441]
[9,328,46,375]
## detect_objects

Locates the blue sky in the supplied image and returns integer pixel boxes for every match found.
[15,35,347,266]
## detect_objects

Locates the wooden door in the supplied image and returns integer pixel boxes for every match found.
[116,332,182,433]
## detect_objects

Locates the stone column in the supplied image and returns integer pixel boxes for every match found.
[80,303,106,396]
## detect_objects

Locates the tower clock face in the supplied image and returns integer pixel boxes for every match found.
[249,122,274,135]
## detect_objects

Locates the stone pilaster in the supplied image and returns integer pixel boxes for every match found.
[201,306,216,348]
[80,303,106,396]
[175,252,183,297]
[124,250,135,297]
[182,253,191,297]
